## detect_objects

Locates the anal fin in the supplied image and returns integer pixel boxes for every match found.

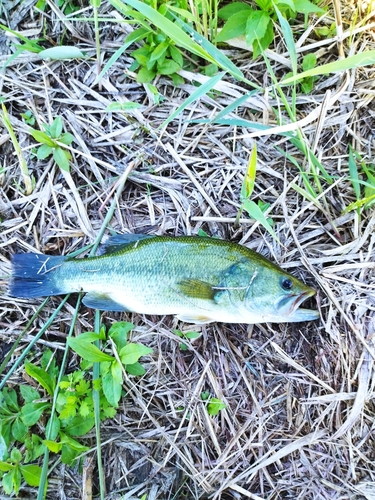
[176,314,214,324]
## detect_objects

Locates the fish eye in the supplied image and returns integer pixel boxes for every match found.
[281,277,293,291]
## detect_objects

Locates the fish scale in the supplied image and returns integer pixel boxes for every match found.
[9,234,320,324]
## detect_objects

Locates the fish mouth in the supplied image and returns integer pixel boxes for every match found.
[276,289,320,322]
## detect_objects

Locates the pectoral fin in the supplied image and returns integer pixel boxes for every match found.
[178,279,216,300]
[83,292,129,311]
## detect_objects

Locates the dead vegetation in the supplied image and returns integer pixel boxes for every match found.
[1,0,375,498]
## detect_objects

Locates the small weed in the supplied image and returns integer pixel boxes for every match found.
[0,322,152,495]
[173,329,200,350]
[346,146,375,214]
[216,0,324,58]
[29,116,75,172]
[200,392,226,416]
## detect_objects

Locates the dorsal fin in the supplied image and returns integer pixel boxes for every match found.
[100,234,153,255]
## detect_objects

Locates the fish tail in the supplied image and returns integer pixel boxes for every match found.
[10,253,67,298]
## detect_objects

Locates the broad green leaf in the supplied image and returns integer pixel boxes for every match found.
[218,2,252,20]
[150,41,169,62]
[2,470,14,494]
[0,434,8,461]
[29,128,55,146]
[245,11,271,47]
[67,337,115,362]
[43,439,62,453]
[59,132,75,145]
[168,45,183,66]
[102,370,122,407]
[50,116,63,138]
[294,0,325,14]
[53,147,71,172]
[2,388,19,411]
[63,415,95,436]
[302,53,316,72]
[12,418,28,441]
[137,67,157,83]
[19,385,41,404]
[120,343,152,365]
[36,143,53,160]
[157,59,180,75]
[39,46,86,60]
[108,322,134,351]
[216,11,250,42]
[21,403,49,426]
[11,447,22,462]
[20,464,42,487]
[242,199,279,242]
[281,50,375,85]
[25,362,54,395]
[252,18,274,58]
[0,461,13,472]
[45,415,60,440]
[125,362,146,376]
[207,398,226,416]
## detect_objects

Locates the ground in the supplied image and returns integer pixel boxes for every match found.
[0,0,375,499]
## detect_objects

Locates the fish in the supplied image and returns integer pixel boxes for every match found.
[9,234,319,324]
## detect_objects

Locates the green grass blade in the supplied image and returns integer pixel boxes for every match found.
[281,50,375,85]
[161,72,226,128]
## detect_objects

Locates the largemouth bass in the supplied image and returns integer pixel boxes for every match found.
[9,234,319,324]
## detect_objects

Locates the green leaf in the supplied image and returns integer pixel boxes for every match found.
[102,370,122,407]
[19,385,40,404]
[241,144,257,200]
[67,337,115,362]
[106,102,141,112]
[2,470,14,494]
[137,67,157,83]
[273,4,296,74]
[294,0,325,14]
[281,50,375,85]
[125,362,146,376]
[218,2,252,20]
[207,398,226,416]
[216,11,250,42]
[43,439,62,453]
[245,11,271,47]
[157,59,181,75]
[21,403,49,427]
[53,147,71,172]
[168,45,183,66]
[20,464,42,487]
[302,53,316,72]
[29,128,55,146]
[63,415,95,436]
[242,199,279,242]
[252,20,274,58]
[150,41,170,62]
[0,434,8,461]
[50,116,63,138]
[2,388,19,411]
[25,362,55,395]
[59,132,75,145]
[119,343,152,365]
[39,46,86,60]
[36,143,53,160]
[10,447,22,463]
[12,418,28,441]
[0,461,13,472]
[108,322,134,352]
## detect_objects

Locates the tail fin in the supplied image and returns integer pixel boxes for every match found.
[10,253,66,298]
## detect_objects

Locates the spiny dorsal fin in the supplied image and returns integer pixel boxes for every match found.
[100,233,153,255]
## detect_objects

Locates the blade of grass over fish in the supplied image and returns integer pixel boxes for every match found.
[161,72,226,128]
[37,296,82,500]
[281,50,375,85]
[109,0,223,68]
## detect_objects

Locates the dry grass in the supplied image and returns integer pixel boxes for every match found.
[1,0,375,498]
